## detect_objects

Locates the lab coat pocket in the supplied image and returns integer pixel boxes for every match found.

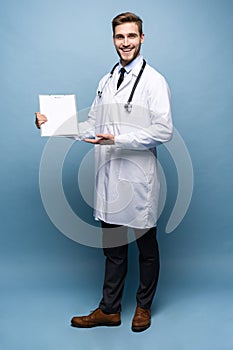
[118,149,154,184]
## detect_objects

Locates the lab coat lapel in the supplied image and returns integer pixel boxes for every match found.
[116,73,133,92]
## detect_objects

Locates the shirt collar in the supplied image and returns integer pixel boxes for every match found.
[118,55,143,74]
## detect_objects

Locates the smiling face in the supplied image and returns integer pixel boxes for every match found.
[113,22,144,67]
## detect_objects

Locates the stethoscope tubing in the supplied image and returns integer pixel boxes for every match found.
[97,59,146,112]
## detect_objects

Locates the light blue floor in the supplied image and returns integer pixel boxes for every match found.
[1,258,233,350]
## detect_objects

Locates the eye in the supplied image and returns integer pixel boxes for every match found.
[115,35,124,40]
[128,33,138,39]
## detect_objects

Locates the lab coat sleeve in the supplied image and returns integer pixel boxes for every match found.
[77,111,96,140]
[72,76,108,141]
[71,96,98,141]
[114,76,173,150]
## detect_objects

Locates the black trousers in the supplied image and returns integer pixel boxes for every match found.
[99,221,160,314]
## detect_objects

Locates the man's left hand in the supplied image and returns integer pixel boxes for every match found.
[84,134,115,145]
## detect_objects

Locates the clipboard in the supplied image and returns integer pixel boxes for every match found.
[39,94,79,137]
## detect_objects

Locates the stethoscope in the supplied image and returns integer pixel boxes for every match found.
[97,59,147,112]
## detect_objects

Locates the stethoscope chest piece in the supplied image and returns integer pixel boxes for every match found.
[124,102,132,113]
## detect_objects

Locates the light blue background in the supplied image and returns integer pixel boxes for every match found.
[1,0,233,349]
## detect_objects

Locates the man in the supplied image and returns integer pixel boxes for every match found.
[36,12,173,332]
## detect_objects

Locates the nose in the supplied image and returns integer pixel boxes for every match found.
[123,36,129,46]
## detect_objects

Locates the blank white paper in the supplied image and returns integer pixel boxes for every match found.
[39,94,79,137]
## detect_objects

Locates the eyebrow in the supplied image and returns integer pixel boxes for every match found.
[114,33,139,38]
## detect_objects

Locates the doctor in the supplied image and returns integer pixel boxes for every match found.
[36,12,173,332]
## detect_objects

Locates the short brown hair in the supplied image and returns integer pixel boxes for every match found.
[112,12,143,36]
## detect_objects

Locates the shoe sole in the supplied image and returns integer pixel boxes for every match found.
[131,323,151,332]
[71,321,121,328]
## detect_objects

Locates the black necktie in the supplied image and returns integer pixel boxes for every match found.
[117,67,126,89]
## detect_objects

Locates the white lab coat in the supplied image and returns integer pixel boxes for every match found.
[78,57,173,228]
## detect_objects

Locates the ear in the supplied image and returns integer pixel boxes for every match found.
[140,33,145,44]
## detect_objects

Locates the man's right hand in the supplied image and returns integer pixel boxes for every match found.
[35,112,48,129]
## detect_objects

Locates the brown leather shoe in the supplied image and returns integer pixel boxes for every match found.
[71,308,121,328]
[131,306,151,332]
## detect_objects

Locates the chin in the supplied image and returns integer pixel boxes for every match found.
[121,56,134,65]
